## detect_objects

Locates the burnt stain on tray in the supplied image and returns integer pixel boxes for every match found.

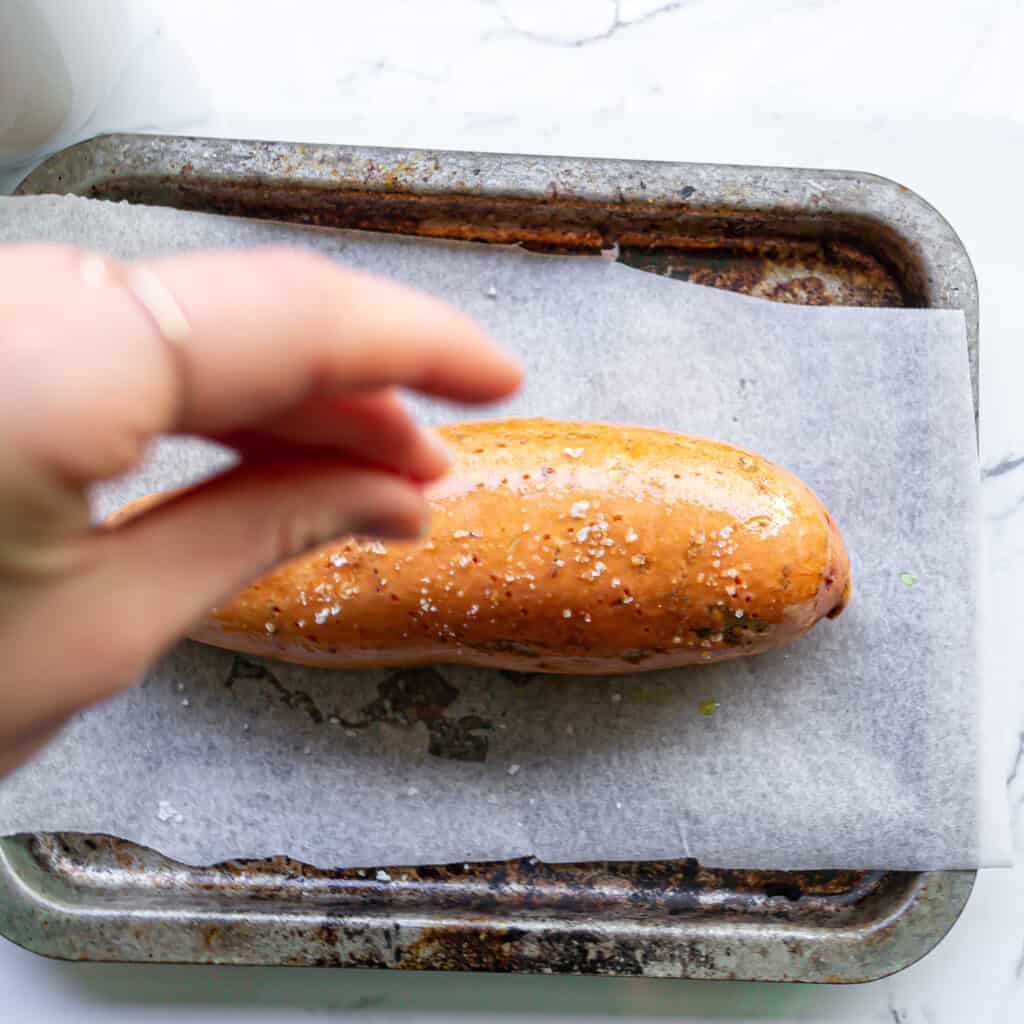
[347,668,492,763]
[223,656,324,724]
[497,668,541,687]
[25,830,914,979]
[224,658,492,762]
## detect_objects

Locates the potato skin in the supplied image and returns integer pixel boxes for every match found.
[123,418,850,674]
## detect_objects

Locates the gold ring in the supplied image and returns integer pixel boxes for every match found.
[80,253,191,345]
[80,252,192,419]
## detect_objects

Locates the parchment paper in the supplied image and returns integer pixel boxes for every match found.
[0,195,1007,869]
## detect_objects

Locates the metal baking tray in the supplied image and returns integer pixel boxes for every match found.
[1,133,978,982]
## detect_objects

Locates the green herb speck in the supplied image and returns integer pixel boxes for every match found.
[699,700,719,717]
[899,572,917,587]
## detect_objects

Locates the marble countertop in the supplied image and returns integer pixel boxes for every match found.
[2,1,1022,1020]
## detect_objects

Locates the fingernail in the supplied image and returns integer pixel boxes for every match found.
[419,428,452,472]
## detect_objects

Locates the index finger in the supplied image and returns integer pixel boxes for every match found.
[145,247,522,435]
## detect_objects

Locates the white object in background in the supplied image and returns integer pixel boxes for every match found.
[0,0,149,168]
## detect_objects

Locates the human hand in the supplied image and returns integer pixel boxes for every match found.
[0,244,520,773]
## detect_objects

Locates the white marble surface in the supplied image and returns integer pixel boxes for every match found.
[1,0,1022,1020]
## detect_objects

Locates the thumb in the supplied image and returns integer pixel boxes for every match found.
[4,460,428,727]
